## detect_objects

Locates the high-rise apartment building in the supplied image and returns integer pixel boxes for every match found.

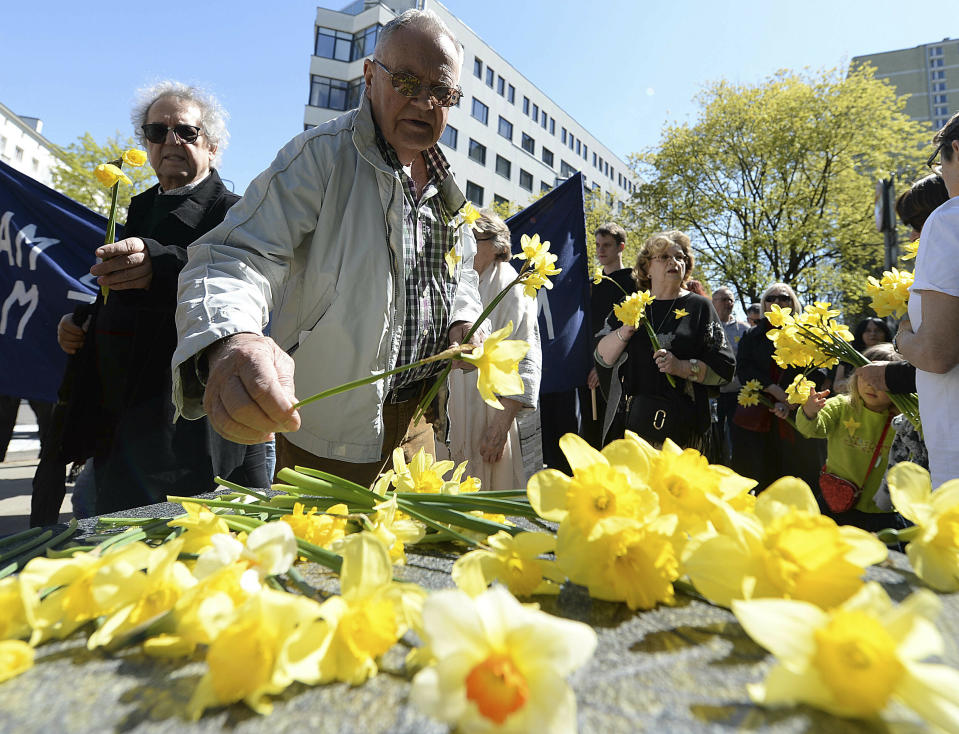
[852,38,957,131]
[304,0,637,211]
[0,101,60,188]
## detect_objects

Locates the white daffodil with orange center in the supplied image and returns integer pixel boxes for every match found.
[733,582,959,730]
[410,585,596,733]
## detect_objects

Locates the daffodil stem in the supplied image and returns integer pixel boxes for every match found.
[876,525,920,544]
[100,180,121,303]
[213,476,271,503]
[600,274,629,296]
[0,518,77,578]
[274,469,376,508]
[166,495,287,516]
[0,525,45,548]
[643,320,678,388]
[755,393,798,430]
[0,529,54,566]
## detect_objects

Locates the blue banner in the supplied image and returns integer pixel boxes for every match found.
[0,161,101,402]
[507,173,590,394]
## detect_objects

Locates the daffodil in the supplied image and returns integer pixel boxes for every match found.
[843,416,860,436]
[368,494,425,564]
[901,238,919,261]
[452,531,565,598]
[592,266,603,285]
[313,532,426,685]
[458,321,529,409]
[121,148,148,167]
[445,246,462,277]
[514,233,550,263]
[613,290,655,328]
[738,379,763,407]
[281,502,349,552]
[785,374,816,405]
[683,477,887,609]
[87,538,196,650]
[520,251,561,298]
[765,303,793,327]
[0,576,33,641]
[193,521,297,582]
[733,583,959,731]
[0,640,34,683]
[410,586,597,733]
[93,163,132,187]
[887,462,959,592]
[866,267,914,319]
[459,201,482,229]
[391,446,458,494]
[168,501,230,554]
[187,587,327,718]
[673,307,689,319]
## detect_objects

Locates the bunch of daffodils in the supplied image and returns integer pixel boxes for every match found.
[612,290,677,387]
[866,267,914,319]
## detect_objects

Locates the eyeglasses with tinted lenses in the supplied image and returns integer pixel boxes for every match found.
[927,143,944,171]
[372,59,462,107]
[764,294,791,304]
[651,253,684,264]
[141,123,202,144]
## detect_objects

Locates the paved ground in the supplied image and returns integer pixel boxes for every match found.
[0,402,73,536]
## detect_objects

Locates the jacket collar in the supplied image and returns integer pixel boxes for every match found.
[133,169,228,229]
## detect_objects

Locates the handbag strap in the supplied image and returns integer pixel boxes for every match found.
[861,412,894,488]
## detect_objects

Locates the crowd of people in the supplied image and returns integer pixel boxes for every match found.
[15,8,959,538]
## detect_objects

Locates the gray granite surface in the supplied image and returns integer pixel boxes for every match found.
[0,497,955,733]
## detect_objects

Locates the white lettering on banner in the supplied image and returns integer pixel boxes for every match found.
[0,280,39,339]
[0,212,61,271]
[536,288,555,340]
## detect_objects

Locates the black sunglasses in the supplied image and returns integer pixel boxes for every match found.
[371,58,462,107]
[141,123,203,144]
[764,294,791,304]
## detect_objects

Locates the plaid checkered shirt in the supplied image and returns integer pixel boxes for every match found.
[375,130,460,388]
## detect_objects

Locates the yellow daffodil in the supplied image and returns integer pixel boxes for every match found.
[168,501,230,554]
[764,303,792,327]
[866,267,914,319]
[733,583,959,731]
[458,321,529,410]
[843,417,860,436]
[887,462,959,592]
[187,587,327,718]
[613,290,655,328]
[683,477,887,609]
[281,502,349,552]
[785,374,816,405]
[368,494,425,564]
[93,163,132,187]
[520,251,561,298]
[0,640,34,683]
[452,531,565,598]
[88,538,195,650]
[592,266,603,285]
[514,233,549,263]
[901,238,919,262]
[193,521,297,582]
[0,576,33,641]
[21,542,153,644]
[459,201,482,229]
[673,307,689,319]
[410,585,597,733]
[391,447,457,494]
[445,246,462,277]
[738,379,763,407]
[121,148,148,167]
[313,532,426,685]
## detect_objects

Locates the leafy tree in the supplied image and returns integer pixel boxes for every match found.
[51,132,154,221]
[629,66,929,315]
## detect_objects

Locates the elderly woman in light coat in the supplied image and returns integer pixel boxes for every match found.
[448,210,541,490]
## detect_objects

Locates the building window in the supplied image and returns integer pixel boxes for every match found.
[521,133,535,155]
[523,97,530,115]
[493,194,509,207]
[508,84,515,104]
[935,81,947,91]
[550,118,555,135]
[468,139,487,165]
[935,105,949,116]
[541,114,548,130]
[542,147,554,167]
[472,98,489,125]
[561,128,567,144]
[347,78,364,109]
[576,139,581,155]
[495,154,512,180]
[498,116,513,141]
[934,94,948,104]
[497,76,505,96]
[486,68,494,87]
[15,147,24,162]
[519,169,533,191]
[582,143,588,160]
[532,103,539,123]
[929,46,944,56]
[592,152,597,167]
[561,160,577,178]
[439,124,458,150]
[931,70,945,80]
[310,75,351,110]
[315,26,353,61]
[474,57,483,78]
[541,181,552,193]
[466,181,485,206]
[351,24,379,59]
[569,134,575,151]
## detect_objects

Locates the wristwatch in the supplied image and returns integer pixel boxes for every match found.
[688,359,701,380]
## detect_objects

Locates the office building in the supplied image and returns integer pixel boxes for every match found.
[304,0,637,211]
[852,39,957,130]
[0,101,60,188]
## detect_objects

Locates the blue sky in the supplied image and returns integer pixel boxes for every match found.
[0,1,950,194]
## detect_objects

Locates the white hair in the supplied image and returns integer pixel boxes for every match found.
[131,81,229,166]
[375,8,463,64]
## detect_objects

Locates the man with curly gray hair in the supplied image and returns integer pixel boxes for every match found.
[52,81,269,515]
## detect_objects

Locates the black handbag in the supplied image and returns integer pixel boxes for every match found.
[626,392,698,448]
